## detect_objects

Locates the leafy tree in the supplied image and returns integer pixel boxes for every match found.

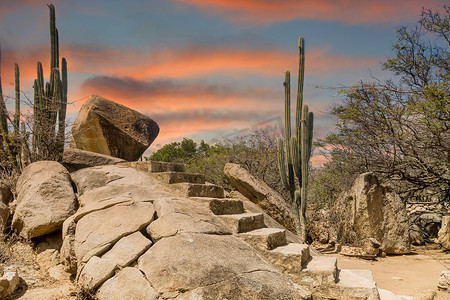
[320,6,449,201]
[147,130,283,192]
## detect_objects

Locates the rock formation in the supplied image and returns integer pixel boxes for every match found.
[224,163,297,234]
[70,95,159,161]
[56,162,384,299]
[62,148,125,172]
[12,161,77,239]
[334,173,410,254]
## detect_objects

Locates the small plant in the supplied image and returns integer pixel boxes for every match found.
[277,36,314,241]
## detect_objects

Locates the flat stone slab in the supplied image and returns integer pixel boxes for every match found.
[147,198,231,241]
[101,231,152,267]
[78,256,117,291]
[241,227,286,250]
[97,267,158,300]
[171,183,224,198]
[190,197,244,215]
[296,256,337,286]
[312,269,380,299]
[74,202,155,264]
[129,161,185,173]
[152,172,205,184]
[219,212,265,233]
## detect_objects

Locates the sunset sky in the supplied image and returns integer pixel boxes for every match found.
[0,0,446,160]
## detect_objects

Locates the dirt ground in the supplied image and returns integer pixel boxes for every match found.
[319,243,450,298]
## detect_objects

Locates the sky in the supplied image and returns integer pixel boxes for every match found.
[0,0,446,162]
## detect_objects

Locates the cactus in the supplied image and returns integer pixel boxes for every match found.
[277,36,314,241]
[14,63,20,134]
[0,4,68,172]
[32,4,68,161]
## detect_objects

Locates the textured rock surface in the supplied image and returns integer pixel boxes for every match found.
[224,163,297,234]
[101,231,152,267]
[438,270,450,290]
[71,95,159,161]
[334,173,410,254]
[96,267,158,300]
[438,216,450,250]
[74,201,155,264]
[62,148,125,172]
[147,198,231,241]
[0,267,20,299]
[138,233,308,299]
[12,161,77,238]
[78,256,117,291]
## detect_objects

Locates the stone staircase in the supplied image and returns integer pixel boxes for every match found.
[129,160,381,299]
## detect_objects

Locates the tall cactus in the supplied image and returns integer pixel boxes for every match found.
[0,4,67,173]
[277,36,314,241]
[32,4,68,161]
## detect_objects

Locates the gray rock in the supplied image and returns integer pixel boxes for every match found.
[97,267,158,300]
[224,163,297,234]
[334,173,410,254]
[409,224,425,245]
[71,95,159,161]
[62,148,125,172]
[12,161,77,238]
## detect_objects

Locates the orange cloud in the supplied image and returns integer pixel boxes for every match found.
[172,0,442,24]
[64,44,378,80]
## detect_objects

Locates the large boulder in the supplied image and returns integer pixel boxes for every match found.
[334,173,410,254]
[12,161,77,239]
[224,163,297,234]
[62,148,125,172]
[70,95,159,161]
[138,233,308,299]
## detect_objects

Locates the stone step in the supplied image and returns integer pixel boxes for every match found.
[240,228,287,250]
[129,161,185,173]
[295,255,338,287]
[262,243,310,280]
[152,172,205,184]
[312,269,380,299]
[171,183,224,198]
[190,197,244,215]
[219,213,265,233]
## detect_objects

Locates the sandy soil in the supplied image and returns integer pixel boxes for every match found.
[319,244,450,298]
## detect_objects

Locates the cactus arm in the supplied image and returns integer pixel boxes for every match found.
[14,63,20,134]
[0,43,8,136]
[290,136,300,179]
[295,36,305,142]
[307,111,314,161]
[277,138,289,190]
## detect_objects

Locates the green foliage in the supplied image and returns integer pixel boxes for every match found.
[318,6,449,202]
[277,36,314,240]
[148,130,282,192]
